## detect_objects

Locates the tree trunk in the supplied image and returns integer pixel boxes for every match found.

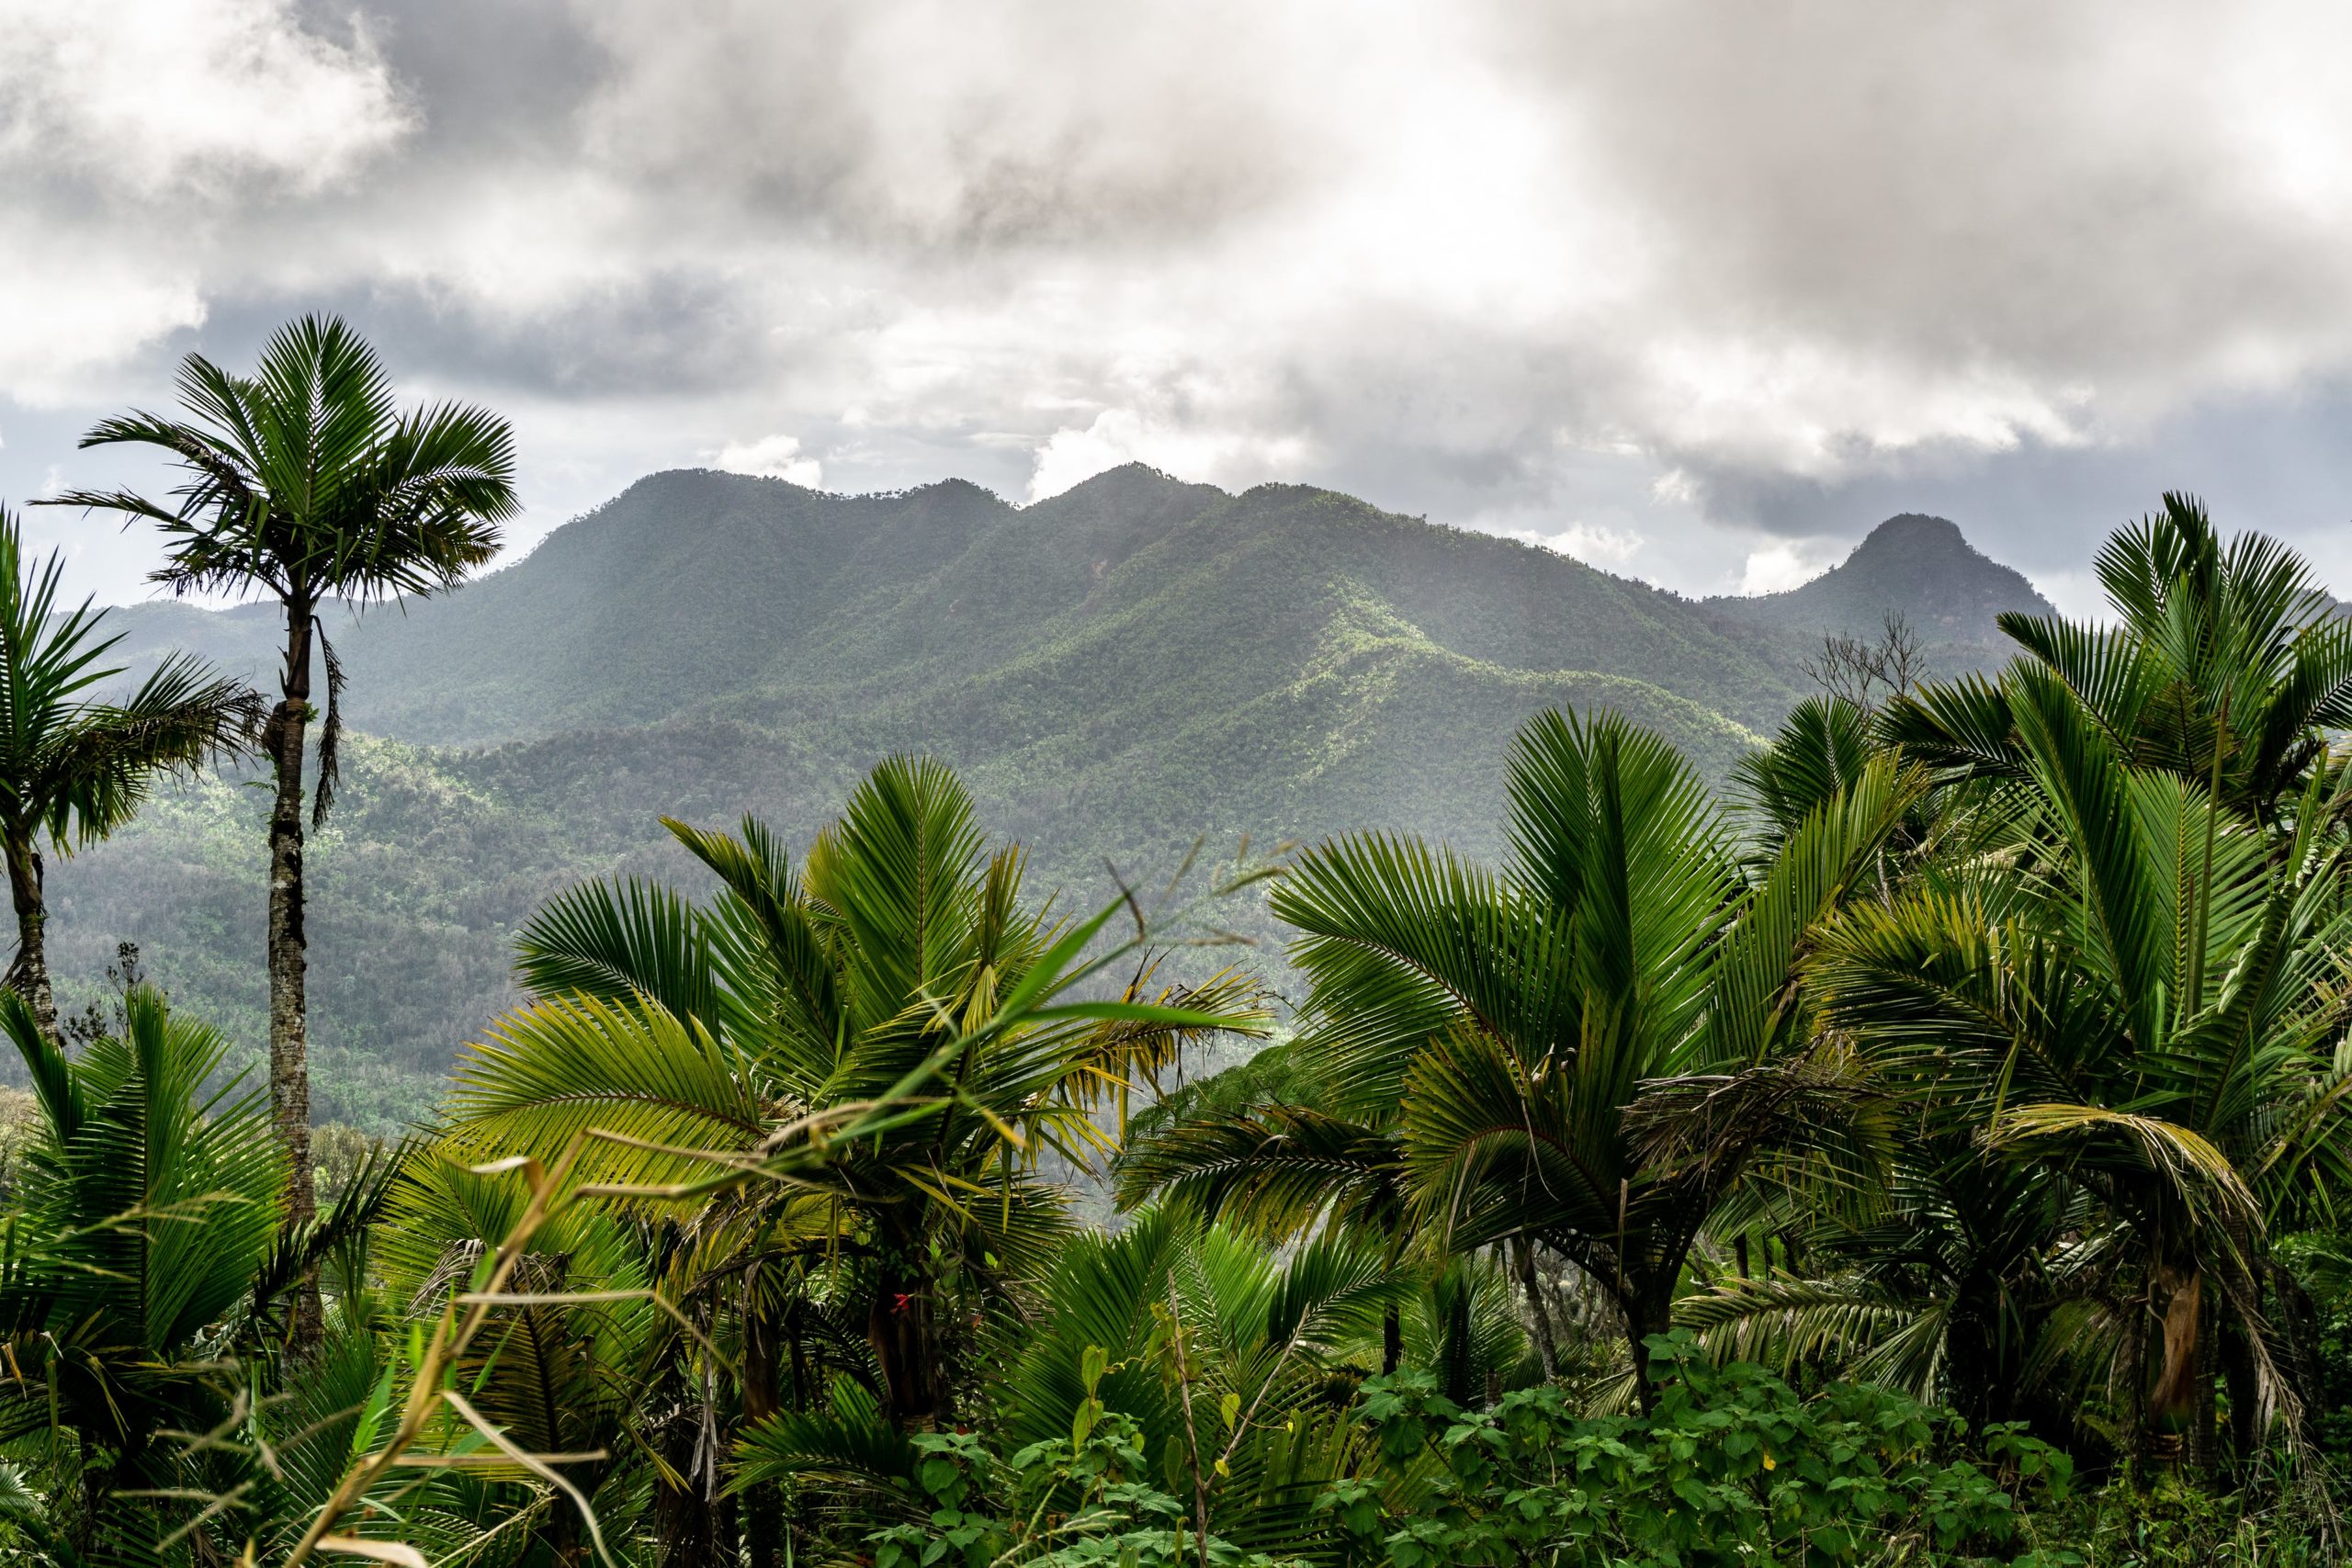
[1381,1303,1402,1376]
[542,1496,582,1566]
[2188,1288,2220,1484]
[787,1300,811,1409]
[742,1305,783,1568]
[2220,1313,2259,1476]
[2120,1277,2153,1483]
[1514,1236,1561,1382]
[866,1244,939,1429]
[653,1399,717,1567]
[267,605,321,1348]
[1623,1279,1673,1415]
[1945,1271,2008,1429]
[2150,1263,2201,1478]
[3,831,56,1041]
[2264,1256,2326,1450]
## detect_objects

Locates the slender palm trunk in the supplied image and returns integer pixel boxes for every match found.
[867,1246,942,1428]
[3,830,56,1041]
[653,1382,718,1567]
[2188,1291,2220,1483]
[1622,1277,1673,1415]
[788,1300,812,1408]
[2220,1313,2258,1475]
[268,604,321,1347]
[1514,1235,1561,1382]
[741,1303,783,1568]
[2120,1276,2154,1481]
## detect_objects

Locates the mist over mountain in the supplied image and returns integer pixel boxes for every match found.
[62,468,2052,1128]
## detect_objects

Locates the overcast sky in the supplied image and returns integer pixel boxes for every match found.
[7,0,2352,615]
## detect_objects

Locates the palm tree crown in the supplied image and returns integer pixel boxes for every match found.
[46,313,520,1323]
[0,506,256,1038]
[1886,492,2352,824]
[446,755,1266,1427]
[1204,710,1918,1404]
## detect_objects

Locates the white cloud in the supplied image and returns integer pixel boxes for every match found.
[0,0,411,197]
[1502,523,1644,569]
[0,0,407,400]
[713,434,824,488]
[0,249,206,404]
[1738,540,1841,596]
[1026,408,1308,502]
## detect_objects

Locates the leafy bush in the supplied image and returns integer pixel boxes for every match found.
[872,1408,1301,1568]
[1322,1331,2075,1567]
[856,1334,2095,1568]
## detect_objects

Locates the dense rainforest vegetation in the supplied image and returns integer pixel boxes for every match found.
[2,318,2350,1564]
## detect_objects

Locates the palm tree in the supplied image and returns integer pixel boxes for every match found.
[1884,492,2352,828]
[443,757,1266,1434]
[0,506,258,1041]
[0,988,288,1555]
[48,314,519,1293]
[1113,1040,1423,1371]
[738,1204,1403,1558]
[366,1147,665,1562]
[1256,710,1920,1405]
[1815,662,2352,1472]
[1674,1135,2094,1433]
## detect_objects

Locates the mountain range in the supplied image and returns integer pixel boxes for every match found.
[52,466,2053,1129]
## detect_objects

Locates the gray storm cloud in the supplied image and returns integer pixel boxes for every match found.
[6,0,2352,610]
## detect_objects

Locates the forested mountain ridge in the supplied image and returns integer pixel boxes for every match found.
[101,464,1814,742]
[55,468,2052,1127]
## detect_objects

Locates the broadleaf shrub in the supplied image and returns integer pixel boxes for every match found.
[1318,1331,2076,1567]
[870,1412,1304,1568]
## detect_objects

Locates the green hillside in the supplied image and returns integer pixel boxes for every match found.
[106,467,1811,740]
[51,469,2048,1128]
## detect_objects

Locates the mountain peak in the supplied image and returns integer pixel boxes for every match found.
[1028,461,1224,512]
[1706,512,2052,643]
[1856,513,1968,552]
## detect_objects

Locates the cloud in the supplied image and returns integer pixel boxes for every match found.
[0,0,408,400]
[1739,540,1842,596]
[1027,408,1310,502]
[714,434,823,488]
[566,0,1327,248]
[0,0,410,197]
[1501,523,1645,570]
[0,250,206,404]
[11,0,2352,607]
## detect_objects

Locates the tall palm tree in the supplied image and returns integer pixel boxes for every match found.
[48,315,519,1286]
[444,757,1266,1432]
[1259,710,1920,1405]
[1816,662,2352,1470]
[0,506,257,1040]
